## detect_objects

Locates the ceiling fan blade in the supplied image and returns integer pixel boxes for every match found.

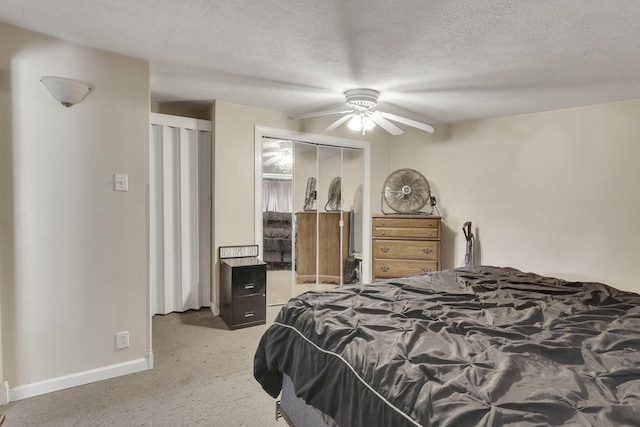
[379,112,435,133]
[369,113,403,135]
[263,140,288,149]
[325,113,354,132]
[288,109,352,120]
[263,156,282,167]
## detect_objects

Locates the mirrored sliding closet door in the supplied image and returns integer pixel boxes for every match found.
[257,131,367,306]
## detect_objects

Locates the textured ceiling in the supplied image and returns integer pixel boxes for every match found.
[2,0,640,125]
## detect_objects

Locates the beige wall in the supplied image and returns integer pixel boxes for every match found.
[0,23,149,393]
[390,98,640,292]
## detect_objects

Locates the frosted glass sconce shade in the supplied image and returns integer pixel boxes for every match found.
[40,76,92,107]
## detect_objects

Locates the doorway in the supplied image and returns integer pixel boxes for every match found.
[254,127,371,306]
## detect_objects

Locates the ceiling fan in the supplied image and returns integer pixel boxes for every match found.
[288,88,435,135]
[262,139,292,171]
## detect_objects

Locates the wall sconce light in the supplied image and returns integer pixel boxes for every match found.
[40,76,93,107]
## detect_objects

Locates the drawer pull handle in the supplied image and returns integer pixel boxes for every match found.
[422,248,432,254]
[244,283,255,290]
[422,267,432,273]
[381,231,385,236]
[244,311,255,318]
[380,266,390,272]
[381,247,390,253]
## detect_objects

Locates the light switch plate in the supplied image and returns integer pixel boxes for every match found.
[114,174,129,191]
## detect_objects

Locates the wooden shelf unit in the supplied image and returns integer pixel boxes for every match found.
[295,211,350,284]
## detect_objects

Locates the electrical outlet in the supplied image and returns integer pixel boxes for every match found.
[116,331,129,350]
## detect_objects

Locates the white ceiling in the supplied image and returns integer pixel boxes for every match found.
[2,0,640,126]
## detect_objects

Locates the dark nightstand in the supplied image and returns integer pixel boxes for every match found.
[220,257,266,330]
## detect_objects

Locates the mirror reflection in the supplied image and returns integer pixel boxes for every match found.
[262,139,293,305]
[295,145,347,295]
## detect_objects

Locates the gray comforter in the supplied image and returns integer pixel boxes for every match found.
[254,266,640,426]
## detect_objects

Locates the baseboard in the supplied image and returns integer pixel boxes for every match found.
[210,303,220,316]
[9,357,150,402]
[0,381,9,405]
[146,349,154,369]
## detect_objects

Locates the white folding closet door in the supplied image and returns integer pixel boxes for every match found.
[197,131,212,307]
[150,113,211,315]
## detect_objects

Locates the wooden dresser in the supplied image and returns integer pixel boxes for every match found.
[296,211,350,284]
[372,215,441,281]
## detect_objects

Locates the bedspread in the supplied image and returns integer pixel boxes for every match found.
[254,266,640,426]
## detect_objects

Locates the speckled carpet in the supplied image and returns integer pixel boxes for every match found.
[2,307,283,426]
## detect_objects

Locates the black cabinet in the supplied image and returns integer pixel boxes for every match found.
[220,257,266,329]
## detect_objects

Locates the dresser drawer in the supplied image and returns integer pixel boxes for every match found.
[232,294,266,326]
[373,226,439,239]
[373,217,439,229]
[373,239,439,260]
[232,267,266,297]
[373,259,438,278]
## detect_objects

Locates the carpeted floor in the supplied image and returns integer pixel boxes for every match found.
[267,269,295,305]
[267,269,340,306]
[2,306,284,426]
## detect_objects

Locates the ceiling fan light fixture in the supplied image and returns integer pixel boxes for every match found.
[279,153,293,167]
[347,115,363,131]
[347,113,375,133]
[345,88,379,109]
[362,115,375,131]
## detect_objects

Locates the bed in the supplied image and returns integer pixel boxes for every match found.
[263,211,292,269]
[254,266,640,426]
